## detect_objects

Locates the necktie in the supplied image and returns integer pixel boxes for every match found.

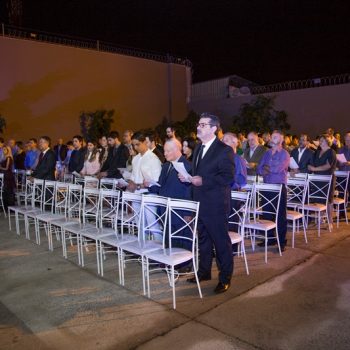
[38,152,44,163]
[165,162,173,180]
[196,145,205,169]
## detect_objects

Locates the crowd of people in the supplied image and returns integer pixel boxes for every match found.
[1,119,350,294]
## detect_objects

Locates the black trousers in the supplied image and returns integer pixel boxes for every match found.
[197,214,233,284]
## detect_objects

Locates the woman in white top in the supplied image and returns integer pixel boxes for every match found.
[80,141,101,176]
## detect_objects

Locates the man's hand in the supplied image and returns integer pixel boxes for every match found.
[126,180,137,193]
[143,179,150,188]
[191,176,203,186]
[247,162,256,169]
[308,165,315,172]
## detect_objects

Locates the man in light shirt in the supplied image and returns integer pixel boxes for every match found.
[243,132,267,176]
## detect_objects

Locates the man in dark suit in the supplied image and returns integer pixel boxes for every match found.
[68,135,86,174]
[243,132,267,176]
[145,132,165,163]
[290,134,314,174]
[99,131,129,179]
[53,138,68,163]
[180,113,235,294]
[32,136,56,180]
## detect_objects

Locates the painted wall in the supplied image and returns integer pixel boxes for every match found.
[190,83,350,137]
[0,36,188,141]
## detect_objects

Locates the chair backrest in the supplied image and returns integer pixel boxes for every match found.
[166,199,200,252]
[119,191,142,237]
[286,178,308,208]
[307,174,332,204]
[67,184,83,220]
[100,178,119,191]
[99,189,121,227]
[294,173,308,179]
[334,170,349,201]
[0,173,4,190]
[229,191,251,234]
[76,176,99,189]
[257,176,264,183]
[82,187,100,225]
[246,175,256,184]
[32,179,45,209]
[139,194,168,241]
[43,180,56,213]
[54,182,70,216]
[63,173,74,183]
[254,183,282,219]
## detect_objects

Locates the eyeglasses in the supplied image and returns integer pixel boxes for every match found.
[197,123,213,128]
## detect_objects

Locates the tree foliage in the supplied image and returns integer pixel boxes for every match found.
[79,109,115,141]
[231,95,290,134]
[0,115,6,134]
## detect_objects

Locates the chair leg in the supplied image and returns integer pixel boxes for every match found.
[96,240,100,275]
[292,220,295,248]
[318,212,321,237]
[146,257,151,298]
[171,265,176,309]
[242,242,249,275]
[337,204,340,228]
[142,256,146,296]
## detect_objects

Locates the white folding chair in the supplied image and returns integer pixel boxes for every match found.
[286,178,308,247]
[334,171,349,228]
[145,199,201,310]
[99,178,119,191]
[75,175,99,189]
[229,191,250,275]
[246,175,257,184]
[304,174,333,236]
[99,189,120,228]
[118,195,168,294]
[63,173,74,183]
[245,183,283,263]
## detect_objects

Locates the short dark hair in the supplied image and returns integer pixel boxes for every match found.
[29,138,37,143]
[131,131,146,142]
[166,125,175,132]
[66,141,73,146]
[145,132,156,143]
[199,112,220,130]
[72,135,83,143]
[40,136,51,145]
[16,141,24,149]
[108,131,120,140]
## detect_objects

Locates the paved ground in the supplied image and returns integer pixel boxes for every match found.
[1,214,350,350]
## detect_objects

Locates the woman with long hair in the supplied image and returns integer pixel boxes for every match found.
[80,141,101,176]
[0,146,16,208]
[182,136,196,162]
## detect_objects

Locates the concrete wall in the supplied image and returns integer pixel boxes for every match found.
[190,83,350,137]
[0,36,188,141]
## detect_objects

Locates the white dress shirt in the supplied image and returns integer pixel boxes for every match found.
[201,136,216,158]
[131,149,161,184]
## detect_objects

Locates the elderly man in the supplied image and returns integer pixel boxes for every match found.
[243,131,267,176]
[257,130,290,251]
[222,132,247,190]
[290,134,314,174]
[180,113,235,294]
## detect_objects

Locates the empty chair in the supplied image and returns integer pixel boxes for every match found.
[145,198,201,309]
[228,191,250,275]
[333,171,349,227]
[99,178,119,191]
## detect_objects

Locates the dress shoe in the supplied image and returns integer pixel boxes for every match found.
[257,239,277,247]
[214,281,231,294]
[280,240,288,252]
[187,274,211,283]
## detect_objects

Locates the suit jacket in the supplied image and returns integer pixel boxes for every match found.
[101,144,129,178]
[54,144,67,162]
[243,145,267,176]
[290,147,314,173]
[68,147,86,173]
[149,155,191,199]
[192,138,235,217]
[32,149,56,180]
[152,147,165,163]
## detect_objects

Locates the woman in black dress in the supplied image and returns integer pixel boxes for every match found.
[0,146,16,209]
[308,134,337,229]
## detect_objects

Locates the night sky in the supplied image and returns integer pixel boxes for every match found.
[3,0,350,84]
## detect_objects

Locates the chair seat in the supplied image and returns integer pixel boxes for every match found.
[287,210,303,220]
[333,198,345,205]
[304,203,327,211]
[120,240,162,255]
[35,213,65,222]
[64,223,97,234]
[245,220,276,231]
[80,227,115,240]
[50,218,80,228]
[145,248,192,266]
[99,233,137,247]
[228,231,243,244]
[9,206,39,214]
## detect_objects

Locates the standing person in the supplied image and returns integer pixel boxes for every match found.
[145,132,165,163]
[99,131,129,179]
[68,135,86,174]
[7,139,19,157]
[24,138,40,171]
[165,125,176,140]
[63,141,74,170]
[243,132,267,176]
[31,136,56,180]
[308,134,337,229]
[290,134,314,174]
[180,113,235,294]
[80,141,101,176]
[54,138,67,163]
[182,137,196,162]
[14,141,26,170]
[98,135,109,168]
[0,146,16,208]
[222,132,247,190]
[0,137,5,163]
[257,130,290,251]
[337,132,350,171]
